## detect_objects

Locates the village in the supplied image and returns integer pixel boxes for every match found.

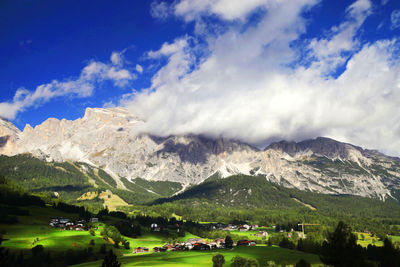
[48,217,99,231]
[47,218,304,255]
[131,222,303,254]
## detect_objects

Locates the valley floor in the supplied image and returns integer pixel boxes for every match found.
[72,246,322,267]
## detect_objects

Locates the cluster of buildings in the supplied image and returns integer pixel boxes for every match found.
[203,222,260,232]
[133,237,257,254]
[150,223,180,232]
[48,217,98,230]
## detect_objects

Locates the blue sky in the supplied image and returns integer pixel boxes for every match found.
[1,0,400,154]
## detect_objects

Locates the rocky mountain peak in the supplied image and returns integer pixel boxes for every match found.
[0,108,400,200]
[0,117,21,156]
[266,137,361,159]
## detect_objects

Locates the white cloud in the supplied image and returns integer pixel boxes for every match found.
[135,64,143,73]
[123,0,400,156]
[150,1,173,20]
[0,52,134,120]
[391,10,400,29]
[174,0,269,21]
[110,51,123,65]
[308,0,372,74]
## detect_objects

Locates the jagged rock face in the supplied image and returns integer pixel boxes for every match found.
[0,118,21,156]
[2,107,400,200]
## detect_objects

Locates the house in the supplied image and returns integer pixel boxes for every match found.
[254,231,268,237]
[153,247,167,252]
[133,247,149,253]
[225,224,237,231]
[49,217,71,228]
[163,244,173,251]
[151,223,161,232]
[214,238,225,245]
[238,226,248,232]
[59,218,69,224]
[184,242,193,250]
[187,238,205,244]
[237,240,257,246]
[216,223,226,230]
[242,224,251,230]
[89,218,99,223]
[192,243,210,250]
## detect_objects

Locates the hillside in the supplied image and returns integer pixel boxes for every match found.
[149,175,400,230]
[0,154,181,210]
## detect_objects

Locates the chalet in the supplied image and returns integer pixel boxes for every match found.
[49,217,70,228]
[187,238,205,244]
[151,223,161,232]
[89,218,99,223]
[238,226,248,232]
[237,240,257,246]
[216,223,226,230]
[209,242,218,249]
[225,224,237,231]
[192,243,210,250]
[163,244,173,251]
[133,247,149,253]
[183,242,193,250]
[214,238,225,245]
[153,247,167,252]
[251,224,259,230]
[167,224,180,232]
[254,231,268,237]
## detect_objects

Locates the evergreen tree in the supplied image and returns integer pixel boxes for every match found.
[101,249,121,267]
[225,235,233,249]
[320,221,365,267]
[379,238,400,267]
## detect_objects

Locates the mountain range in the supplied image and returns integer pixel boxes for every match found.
[1,107,400,202]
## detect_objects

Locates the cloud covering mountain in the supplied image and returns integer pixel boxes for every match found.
[1,0,399,156]
[123,0,400,156]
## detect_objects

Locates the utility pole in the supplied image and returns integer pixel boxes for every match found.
[298,223,320,238]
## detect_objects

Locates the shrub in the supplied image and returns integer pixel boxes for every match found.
[212,254,225,267]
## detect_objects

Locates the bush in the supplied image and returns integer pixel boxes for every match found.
[101,249,121,267]
[31,245,44,256]
[212,254,225,267]
[232,256,259,267]
[279,237,295,250]
[296,259,311,267]
[100,244,107,254]
[89,228,96,236]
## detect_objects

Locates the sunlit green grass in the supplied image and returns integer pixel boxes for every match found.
[72,245,322,267]
[356,232,383,247]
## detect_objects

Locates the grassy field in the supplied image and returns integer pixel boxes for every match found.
[73,245,322,267]
[0,205,197,256]
[355,232,383,247]
[228,229,272,241]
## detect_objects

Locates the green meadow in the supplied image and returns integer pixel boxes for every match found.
[73,246,322,267]
[0,204,323,266]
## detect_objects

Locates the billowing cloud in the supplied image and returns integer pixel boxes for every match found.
[308,0,372,74]
[0,51,134,120]
[123,0,400,156]
[174,0,269,21]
